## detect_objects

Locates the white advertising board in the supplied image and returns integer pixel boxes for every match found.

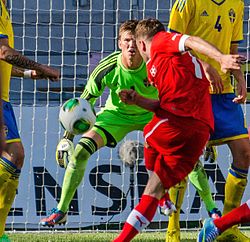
[6,105,250,229]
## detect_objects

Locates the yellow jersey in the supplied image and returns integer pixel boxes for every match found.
[0,0,13,101]
[168,0,244,93]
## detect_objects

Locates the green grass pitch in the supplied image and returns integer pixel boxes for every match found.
[6,230,250,242]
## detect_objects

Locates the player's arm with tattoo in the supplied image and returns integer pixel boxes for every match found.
[0,38,60,81]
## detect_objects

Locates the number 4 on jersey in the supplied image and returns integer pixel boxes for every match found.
[214,16,222,32]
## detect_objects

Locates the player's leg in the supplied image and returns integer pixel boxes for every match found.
[197,199,250,242]
[0,145,22,237]
[114,171,164,242]
[166,178,187,242]
[0,101,24,237]
[166,159,219,242]
[188,161,221,218]
[215,139,250,242]
[163,117,210,242]
[224,138,249,214]
[210,94,249,215]
[216,198,250,232]
[40,128,104,226]
[114,114,211,241]
[0,164,20,237]
[113,117,166,241]
[209,94,250,242]
[40,111,146,226]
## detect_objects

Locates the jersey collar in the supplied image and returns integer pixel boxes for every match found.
[211,0,226,6]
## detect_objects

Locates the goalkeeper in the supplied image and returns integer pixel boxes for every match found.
[40,19,159,226]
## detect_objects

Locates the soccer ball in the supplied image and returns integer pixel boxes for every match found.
[59,98,96,135]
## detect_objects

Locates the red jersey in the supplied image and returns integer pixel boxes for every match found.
[147,31,214,131]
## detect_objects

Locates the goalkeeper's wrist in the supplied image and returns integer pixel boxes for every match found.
[23,70,32,78]
[63,131,74,141]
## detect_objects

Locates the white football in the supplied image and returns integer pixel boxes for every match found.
[59,98,96,135]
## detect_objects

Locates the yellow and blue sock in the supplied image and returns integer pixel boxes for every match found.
[166,178,187,242]
[0,157,20,236]
[223,164,248,215]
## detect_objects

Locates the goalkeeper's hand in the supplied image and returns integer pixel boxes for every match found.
[56,138,74,168]
[204,146,217,163]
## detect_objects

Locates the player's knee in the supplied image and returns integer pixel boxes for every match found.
[16,152,25,168]
[74,145,91,163]
[5,146,25,169]
[12,151,25,169]
[71,137,98,169]
[233,150,250,169]
[245,149,250,165]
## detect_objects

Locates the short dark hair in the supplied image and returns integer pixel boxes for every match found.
[135,18,165,40]
[118,20,139,39]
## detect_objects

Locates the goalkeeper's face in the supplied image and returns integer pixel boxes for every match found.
[119,31,142,68]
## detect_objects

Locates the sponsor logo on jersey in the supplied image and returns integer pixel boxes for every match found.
[150,65,157,77]
[200,10,209,17]
[229,8,236,23]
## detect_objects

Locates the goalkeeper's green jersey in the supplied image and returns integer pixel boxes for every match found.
[81,51,158,123]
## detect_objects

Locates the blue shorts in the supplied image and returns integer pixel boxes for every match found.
[3,101,21,143]
[209,93,248,145]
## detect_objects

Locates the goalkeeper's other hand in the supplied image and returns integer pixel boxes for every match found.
[56,138,74,168]
[204,146,217,163]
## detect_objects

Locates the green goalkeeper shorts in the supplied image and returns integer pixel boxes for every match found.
[92,109,153,147]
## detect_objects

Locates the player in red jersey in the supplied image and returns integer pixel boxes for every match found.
[113,18,246,242]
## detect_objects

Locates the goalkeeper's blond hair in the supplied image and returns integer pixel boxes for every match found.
[118,19,139,40]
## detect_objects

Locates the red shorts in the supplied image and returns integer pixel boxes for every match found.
[144,113,210,189]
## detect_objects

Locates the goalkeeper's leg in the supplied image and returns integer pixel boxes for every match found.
[188,160,221,218]
[57,135,100,212]
[40,131,102,227]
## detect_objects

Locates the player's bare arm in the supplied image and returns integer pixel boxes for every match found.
[184,36,246,73]
[119,89,160,112]
[230,44,247,104]
[11,67,52,80]
[199,60,224,94]
[0,38,60,81]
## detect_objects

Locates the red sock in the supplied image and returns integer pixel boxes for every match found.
[158,192,170,207]
[113,195,159,242]
[214,200,250,232]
